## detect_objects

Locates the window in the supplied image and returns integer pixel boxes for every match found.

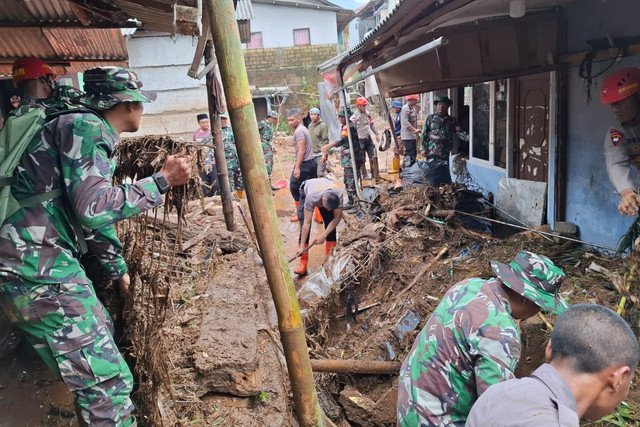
[468,80,509,169]
[293,28,310,46]
[471,83,490,161]
[247,32,263,49]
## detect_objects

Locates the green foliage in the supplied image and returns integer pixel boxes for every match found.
[299,76,319,111]
[595,402,639,426]
[255,391,269,405]
[618,215,640,254]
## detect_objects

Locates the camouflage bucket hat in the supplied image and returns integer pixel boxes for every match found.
[491,250,568,315]
[78,66,156,110]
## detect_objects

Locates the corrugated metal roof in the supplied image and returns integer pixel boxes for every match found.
[0,28,127,61]
[236,0,255,21]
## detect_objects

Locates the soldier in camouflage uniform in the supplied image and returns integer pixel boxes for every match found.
[220,113,245,199]
[0,66,191,426]
[322,109,359,210]
[397,251,568,426]
[421,96,469,161]
[258,110,278,181]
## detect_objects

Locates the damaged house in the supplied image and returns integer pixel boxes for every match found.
[329,0,640,250]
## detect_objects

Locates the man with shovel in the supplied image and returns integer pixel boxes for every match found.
[294,177,343,276]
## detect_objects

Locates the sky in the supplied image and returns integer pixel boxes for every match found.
[329,0,368,11]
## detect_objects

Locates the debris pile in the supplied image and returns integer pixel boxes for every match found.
[300,182,639,426]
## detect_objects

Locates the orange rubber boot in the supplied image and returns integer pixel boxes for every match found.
[314,207,323,223]
[294,245,309,276]
[290,201,300,222]
[325,241,337,256]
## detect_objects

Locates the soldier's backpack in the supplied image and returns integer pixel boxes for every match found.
[0,106,53,225]
[0,105,90,253]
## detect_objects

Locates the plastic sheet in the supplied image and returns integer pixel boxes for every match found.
[297,254,354,303]
[400,158,452,186]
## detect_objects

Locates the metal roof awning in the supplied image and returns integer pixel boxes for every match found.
[337,0,579,97]
[0,0,129,75]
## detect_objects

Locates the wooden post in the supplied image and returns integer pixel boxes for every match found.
[204,41,235,231]
[203,2,323,426]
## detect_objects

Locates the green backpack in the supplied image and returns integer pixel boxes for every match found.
[0,105,88,252]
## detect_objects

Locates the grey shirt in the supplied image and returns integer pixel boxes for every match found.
[302,178,343,211]
[293,124,314,162]
[466,363,579,427]
[400,103,418,140]
[604,121,640,194]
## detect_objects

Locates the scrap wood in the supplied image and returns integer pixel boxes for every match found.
[182,225,211,251]
[387,246,449,315]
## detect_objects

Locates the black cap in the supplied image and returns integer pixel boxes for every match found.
[197,113,208,121]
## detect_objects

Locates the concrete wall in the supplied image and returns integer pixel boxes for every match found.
[125,33,337,137]
[246,3,338,49]
[562,0,640,249]
[244,43,339,110]
[124,33,209,138]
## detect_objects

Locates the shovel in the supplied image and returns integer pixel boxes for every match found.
[272,153,289,190]
[287,241,317,263]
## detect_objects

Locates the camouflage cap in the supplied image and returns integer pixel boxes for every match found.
[491,250,568,315]
[266,110,278,119]
[220,112,229,119]
[77,66,156,111]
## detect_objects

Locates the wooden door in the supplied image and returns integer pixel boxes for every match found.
[514,73,550,182]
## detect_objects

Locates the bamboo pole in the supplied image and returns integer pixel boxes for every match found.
[204,41,235,231]
[203,2,322,426]
[310,359,401,375]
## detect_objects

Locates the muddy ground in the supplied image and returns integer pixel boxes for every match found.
[2,131,640,426]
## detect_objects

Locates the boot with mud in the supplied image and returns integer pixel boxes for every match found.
[313,207,323,223]
[325,241,337,256]
[294,244,309,276]
[371,158,380,183]
[389,157,400,174]
[290,201,300,222]
[343,197,354,211]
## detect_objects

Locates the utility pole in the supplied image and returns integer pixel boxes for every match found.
[203,2,323,425]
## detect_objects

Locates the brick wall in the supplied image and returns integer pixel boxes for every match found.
[244,43,339,110]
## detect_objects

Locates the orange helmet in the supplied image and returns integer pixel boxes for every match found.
[405,94,419,101]
[12,58,56,85]
[356,97,368,106]
[601,67,640,104]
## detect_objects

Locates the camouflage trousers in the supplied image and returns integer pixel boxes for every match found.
[0,278,135,426]
[227,164,244,191]
[262,143,274,178]
[341,151,357,201]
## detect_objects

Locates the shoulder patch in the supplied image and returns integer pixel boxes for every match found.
[610,129,625,146]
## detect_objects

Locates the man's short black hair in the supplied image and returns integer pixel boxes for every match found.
[324,190,341,210]
[550,303,640,373]
[197,113,208,122]
[286,108,301,118]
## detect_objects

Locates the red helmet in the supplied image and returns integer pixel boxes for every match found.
[405,94,419,101]
[601,67,640,104]
[12,58,56,85]
[355,97,368,106]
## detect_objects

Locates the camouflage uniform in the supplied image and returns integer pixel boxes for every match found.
[258,119,275,178]
[0,67,157,426]
[223,125,244,191]
[421,113,468,159]
[397,251,567,426]
[334,124,359,203]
